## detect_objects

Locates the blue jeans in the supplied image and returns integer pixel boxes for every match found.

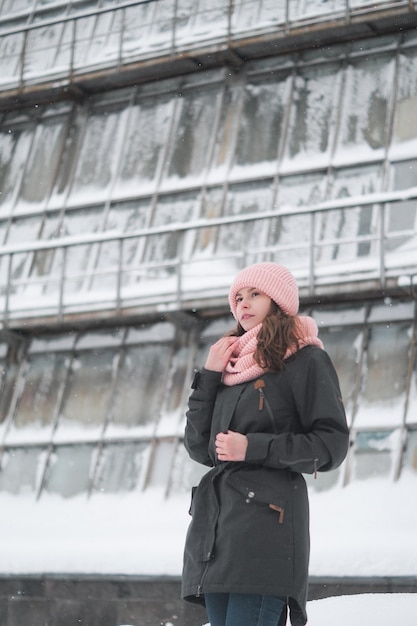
[205,592,286,626]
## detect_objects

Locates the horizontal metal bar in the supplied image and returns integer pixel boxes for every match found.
[0,188,415,257]
[0,0,156,36]
[0,0,413,38]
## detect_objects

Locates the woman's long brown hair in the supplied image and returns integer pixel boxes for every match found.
[228,301,302,371]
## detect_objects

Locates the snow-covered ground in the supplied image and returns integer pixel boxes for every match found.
[0,472,415,579]
[306,594,417,626]
[199,594,417,626]
[309,472,417,577]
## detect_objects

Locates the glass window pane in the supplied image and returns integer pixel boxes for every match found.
[175,0,200,44]
[289,0,345,20]
[108,343,171,435]
[151,190,200,231]
[216,181,272,258]
[193,317,234,370]
[230,0,261,37]
[182,0,228,41]
[0,220,7,247]
[316,326,363,425]
[43,444,94,497]
[73,13,97,68]
[31,248,64,302]
[391,48,417,151]
[53,207,105,294]
[5,216,41,245]
[351,430,399,481]
[209,83,242,177]
[403,429,417,474]
[4,218,42,291]
[92,200,150,292]
[68,106,128,203]
[233,73,290,170]
[0,216,42,294]
[28,212,62,293]
[335,53,395,162]
[269,212,311,269]
[164,87,220,181]
[157,344,191,435]
[257,0,286,26]
[270,173,327,269]
[0,446,46,496]
[389,158,417,193]
[0,222,7,256]
[326,164,383,261]
[122,2,159,57]
[354,323,411,428]
[19,112,69,207]
[52,18,73,73]
[105,199,150,234]
[143,191,200,275]
[125,321,176,344]
[35,1,69,9]
[116,94,174,195]
[24,21,65,77]
[146,439,176,489]
[349,0,389,6]
[0,32,24,85]
[62,206,104,241]
[75,327,124,351]
[331,163,383,198]
[169,443,208,495]
[276,172,328,211]
[0,121,34,216]
[0,357,19,432]
[48,110,84,208]
[85,9,123,67]
[0,0,34,16]
[57,348,115,435]
[94,442,149,494]
[192,186,224,258]
[385,159,417,254]
[283,63,340,169]
[406,341,417,426]
[314,206,377,264]
[165,345,191,415]
[3,253,33,297]
[138,0,174,51]
[67,1,101,15]
[7,352,69,440]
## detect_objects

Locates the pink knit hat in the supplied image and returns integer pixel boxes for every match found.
[229,262,299,319]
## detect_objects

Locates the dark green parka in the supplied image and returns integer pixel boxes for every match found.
[181,345,349,625]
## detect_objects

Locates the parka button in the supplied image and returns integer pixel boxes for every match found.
[247,491,255,498]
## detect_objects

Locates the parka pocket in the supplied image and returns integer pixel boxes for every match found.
[226,469,287,524]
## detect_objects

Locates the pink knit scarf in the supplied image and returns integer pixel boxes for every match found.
[222,315,323,386]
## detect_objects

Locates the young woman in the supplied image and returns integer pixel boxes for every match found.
[181,263,349,626]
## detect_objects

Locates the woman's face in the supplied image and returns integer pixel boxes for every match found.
[234,287,273,331]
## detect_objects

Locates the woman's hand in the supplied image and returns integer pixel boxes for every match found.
[215,430,248,462]
[204,336,239,372]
